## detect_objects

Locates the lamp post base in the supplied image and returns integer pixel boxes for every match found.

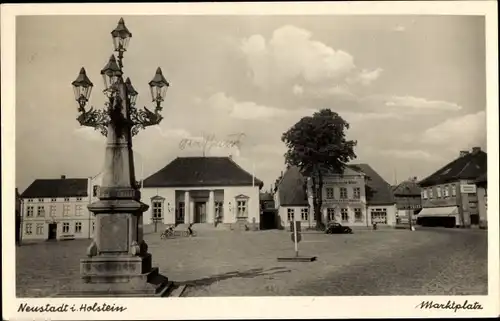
[58,254,174,297]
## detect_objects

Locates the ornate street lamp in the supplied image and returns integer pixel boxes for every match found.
[66,18,172,297]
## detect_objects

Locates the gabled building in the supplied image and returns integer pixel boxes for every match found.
[392,178,422,224]
[417,147,487,227]
[142,157,263,232]
[275,163,397,229]
[274,166,311,229]
[19,175,99,241]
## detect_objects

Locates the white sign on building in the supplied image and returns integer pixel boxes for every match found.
[460,184,477,194]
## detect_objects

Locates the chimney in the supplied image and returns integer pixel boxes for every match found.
[472,146,481,154]
[61,175,66,179]
[459,151,469,157]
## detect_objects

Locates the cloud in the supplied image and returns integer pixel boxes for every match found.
[393,25,406,32]
[347,68,384,86]
[206,92,287,120]
[379,149,440,161]
[385,96,462,112]
[421,111,486,148]
[241,25,356,87]
[292,84,304,95]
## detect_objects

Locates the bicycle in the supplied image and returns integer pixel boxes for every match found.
[160,226,175,239]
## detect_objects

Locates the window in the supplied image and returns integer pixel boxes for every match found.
[63,205,70,216]
[51,198,57,202]
[443,185,449,197]
[25,223,33,235]
[93,185,100,197]
[371,209,388,224]
[64,197,70,202]
[36,223,44,235]
[27,199,33,203]
[354,208,363,222]
[326,187,334,199]
[49,205,57,217]
[421,190,426,199]
[75,222,82,234]
[353,187,361,199]
[236,200,247,217]
[76,197,83,202]
[436,186,442,198]
[62,222,70,233]
[215,202,224,219]
[37,206,45,217]
[451,184,457,196]
[428,188,434,199]
[75,205,83,216]
[152,200,163,221]
[26,206,34,217]
[92,221,95,232]
[301,208,309,221]
[287,208,294,221]
[327,208,336,222]
[38,198,44,202]
[341,208,349,222]
[340,187,348,199]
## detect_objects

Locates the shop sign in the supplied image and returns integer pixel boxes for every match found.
[460,184,477,194]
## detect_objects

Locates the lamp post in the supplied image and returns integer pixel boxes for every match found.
[66,18,171,297]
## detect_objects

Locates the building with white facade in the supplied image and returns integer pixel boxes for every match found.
[141,157,263,232]
[475,173,487,229]
[417,147,487,228]
[19,175,100,241]
[275,164,397,229]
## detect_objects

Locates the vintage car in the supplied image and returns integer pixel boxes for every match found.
[325,222,353,234]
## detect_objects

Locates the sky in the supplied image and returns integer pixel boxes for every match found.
[15,15,487,192]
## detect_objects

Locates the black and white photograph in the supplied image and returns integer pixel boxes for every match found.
[2,2,498,319]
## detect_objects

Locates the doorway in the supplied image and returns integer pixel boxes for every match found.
[48,223,57,240]
[194,202,207,223]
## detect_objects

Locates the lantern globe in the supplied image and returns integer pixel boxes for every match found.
[125,77,139,105]
[148,67,170,102]
[71,67,94,103]
[100,55,123,91]
[111,18,133,52]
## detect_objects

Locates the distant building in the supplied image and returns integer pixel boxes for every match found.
[392,178,422,225]
[15,188,21,244]
[142,157,263,232]
[475,173,487,229]
[274,166,311,229]
[275,163,397,229]
[260,192,277,230]
[19,175,98,241]
[417,147,487,228]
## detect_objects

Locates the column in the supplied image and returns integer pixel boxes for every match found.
[208,190,215,224]
[184,191,190,224]
[189,201,194,224]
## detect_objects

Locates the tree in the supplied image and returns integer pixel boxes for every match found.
[281,109,357,230]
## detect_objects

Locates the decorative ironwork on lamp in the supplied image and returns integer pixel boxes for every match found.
[71,17,170,137]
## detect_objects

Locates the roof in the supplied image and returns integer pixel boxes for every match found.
[21,178,88,198]
[475,173,487,184]
[392,180,421,196]
[278,166,309,206]
[418,150,487,187]
[348,164,395,205]
[143,157,264,188]
[260,192,274,201]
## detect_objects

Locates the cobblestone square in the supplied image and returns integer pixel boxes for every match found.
[16,228,488,297]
